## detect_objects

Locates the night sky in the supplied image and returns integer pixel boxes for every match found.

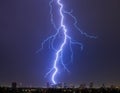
[0,0,120,87]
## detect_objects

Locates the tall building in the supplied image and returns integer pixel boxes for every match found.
[62,82,67,88]
[46,82,50,88]
[11,82,17,89]
[89,82,94,88]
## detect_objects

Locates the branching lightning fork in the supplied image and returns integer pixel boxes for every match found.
[37,0,96,85]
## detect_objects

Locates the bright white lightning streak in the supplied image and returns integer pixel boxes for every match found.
[51,0,67,84]
[37,0,96,85]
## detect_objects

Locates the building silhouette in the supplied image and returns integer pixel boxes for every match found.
[11,82,17,89]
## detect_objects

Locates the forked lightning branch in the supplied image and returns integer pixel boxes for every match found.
[37,0,96,85]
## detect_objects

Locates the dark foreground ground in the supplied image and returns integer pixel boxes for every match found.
[0,87,120,93]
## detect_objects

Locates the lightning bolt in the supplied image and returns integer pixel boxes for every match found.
[37,0,96,85]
